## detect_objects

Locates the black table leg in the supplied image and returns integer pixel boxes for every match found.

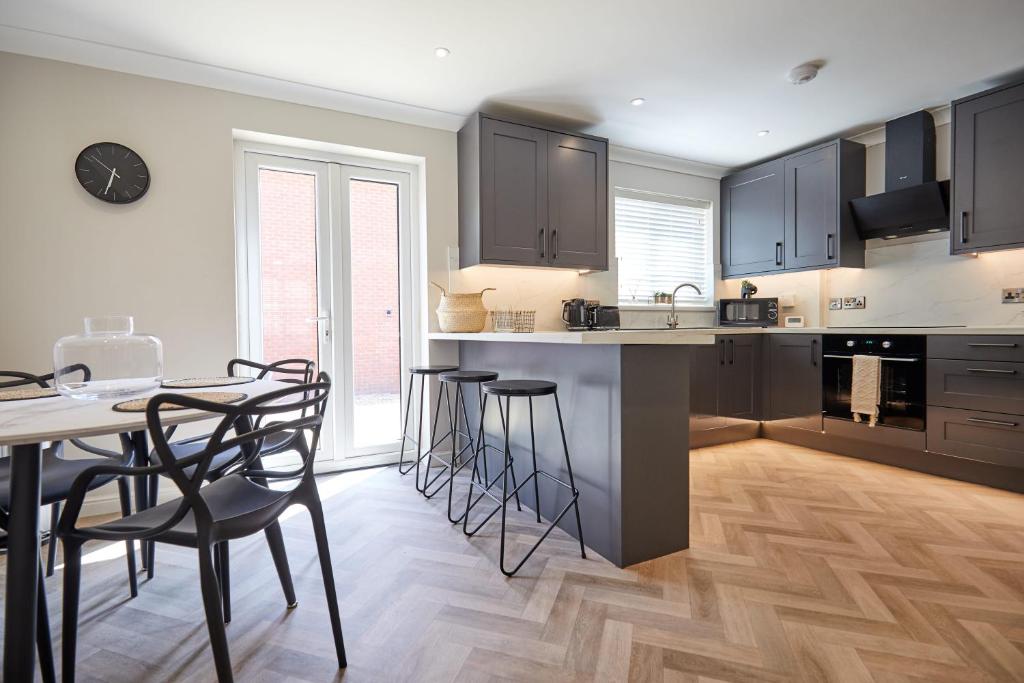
[4,442,43,681]
[129,430,153,577]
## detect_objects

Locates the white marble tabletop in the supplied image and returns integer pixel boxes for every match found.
[0,379,290,447]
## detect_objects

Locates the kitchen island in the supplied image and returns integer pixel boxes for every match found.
[428,330,714,567]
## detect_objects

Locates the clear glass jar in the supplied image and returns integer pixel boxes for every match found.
[53,315,163,400]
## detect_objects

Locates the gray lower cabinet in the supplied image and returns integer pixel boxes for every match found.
[927,406,1024,467]
[719,335,761,420]
[458,113,608,270]
[767,334,823,431]
[688,335,762,435]
[689,341,727,432]
[951,80,1024,254]
[927,359,1024,415]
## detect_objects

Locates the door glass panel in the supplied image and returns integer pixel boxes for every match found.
[257,168,320,372]
[348,179,401,448]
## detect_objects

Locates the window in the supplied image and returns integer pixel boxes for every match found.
[615,189,713,307]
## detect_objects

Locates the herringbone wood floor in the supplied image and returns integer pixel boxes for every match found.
[3,438,1024,682]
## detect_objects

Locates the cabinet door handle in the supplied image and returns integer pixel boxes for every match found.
[719,339,726,365]
[826,233,834,260]
[728,339,735,365]
[966,417,1018,428]
[811,338,818,367]
[960,211,968,244]
[775,242,783,266]
[966,367,1017,375]
[538,227,545,258]
[967,342,1018,348]
[551,229,558,260]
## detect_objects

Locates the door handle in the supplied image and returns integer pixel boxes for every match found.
[966,367,1017,375]
[966,417,1018,428]
[960,211,968,244]
[719,339,726,365]
[811,338,818,367]
[967,342,1018,348]
[775,242,783,266]
[728,338,735,365]
[307,315,331,339]
[826,233,834,260]
[538,227,545,258]
[551,229,558,260]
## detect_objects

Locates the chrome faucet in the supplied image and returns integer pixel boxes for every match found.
[666,283,702,329]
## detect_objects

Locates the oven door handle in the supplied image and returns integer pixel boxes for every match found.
[822,354,920,362]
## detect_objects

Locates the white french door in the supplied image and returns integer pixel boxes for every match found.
[239,150,414,469]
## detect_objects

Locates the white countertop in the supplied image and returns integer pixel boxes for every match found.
[428,326,1024,345]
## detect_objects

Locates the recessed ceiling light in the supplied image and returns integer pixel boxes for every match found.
[434,47,451,58]
[630,98,645,106]
[756,130,770,137]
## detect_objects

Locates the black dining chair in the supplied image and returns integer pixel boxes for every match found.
[0,367,139,683]
[58,375,346,683]
[0,368,138,592]
[143,358,316,617]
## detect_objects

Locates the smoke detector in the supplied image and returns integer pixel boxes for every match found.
[787,63,820,85]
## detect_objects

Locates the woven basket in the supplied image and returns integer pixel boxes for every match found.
[492,310,536,333]
[432,282,495,333]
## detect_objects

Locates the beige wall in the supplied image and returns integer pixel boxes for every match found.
[0,51,458,374]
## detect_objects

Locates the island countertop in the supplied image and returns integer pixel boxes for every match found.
[429,325,1024,344]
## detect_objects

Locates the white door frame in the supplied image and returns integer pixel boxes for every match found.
[233,140,425,472]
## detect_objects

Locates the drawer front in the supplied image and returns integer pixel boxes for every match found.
[928,335,1024,362]
[927,359,1024,415]
[927,406,1024,467]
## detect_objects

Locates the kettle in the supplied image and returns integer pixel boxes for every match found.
[561,298,589,330]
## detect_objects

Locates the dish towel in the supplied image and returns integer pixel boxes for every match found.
[850,354,882,427]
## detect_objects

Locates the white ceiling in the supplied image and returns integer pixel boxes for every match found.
[3,0,1024,168]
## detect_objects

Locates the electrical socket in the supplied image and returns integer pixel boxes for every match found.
[828,297,843,311]
[1003,288,1024,304]
[843,296,866,310]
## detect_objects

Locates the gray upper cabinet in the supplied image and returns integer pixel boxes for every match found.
[951,80,1024,254]
[721,160,785,277]
[459,113,608,270]
[722,140,864,279]
[547,134,608,268]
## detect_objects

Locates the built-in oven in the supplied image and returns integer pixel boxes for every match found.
[822,334,926,431]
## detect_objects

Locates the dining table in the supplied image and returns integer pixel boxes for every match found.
[0,378,290,680]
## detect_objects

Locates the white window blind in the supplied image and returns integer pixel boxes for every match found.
[615,189,713,307]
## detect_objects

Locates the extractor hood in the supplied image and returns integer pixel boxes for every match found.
[850,111,950,240]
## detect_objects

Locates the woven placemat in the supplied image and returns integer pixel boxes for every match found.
[161,376,255,389]
[112,392,248,413]
[0,387,58,402]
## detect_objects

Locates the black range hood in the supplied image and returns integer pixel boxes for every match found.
[850,110,950,240]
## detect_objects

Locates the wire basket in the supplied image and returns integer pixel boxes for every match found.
[491,310,536,333]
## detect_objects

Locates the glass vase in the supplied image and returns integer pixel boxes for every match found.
[53,315,163,400]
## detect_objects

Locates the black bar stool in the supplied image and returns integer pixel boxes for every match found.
[398,365,458,493]
[424,370,520,522]
[463,379,586,576]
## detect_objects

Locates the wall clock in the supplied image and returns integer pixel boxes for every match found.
[75,142,150,204]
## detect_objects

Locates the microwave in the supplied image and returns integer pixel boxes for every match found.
[717,298,779,327]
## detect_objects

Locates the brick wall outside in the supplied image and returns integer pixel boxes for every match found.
[349,179,400,396]
[258,169,320,371]
[258,171,400,397]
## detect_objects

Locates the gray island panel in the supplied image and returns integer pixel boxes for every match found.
[458,340,690,567]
